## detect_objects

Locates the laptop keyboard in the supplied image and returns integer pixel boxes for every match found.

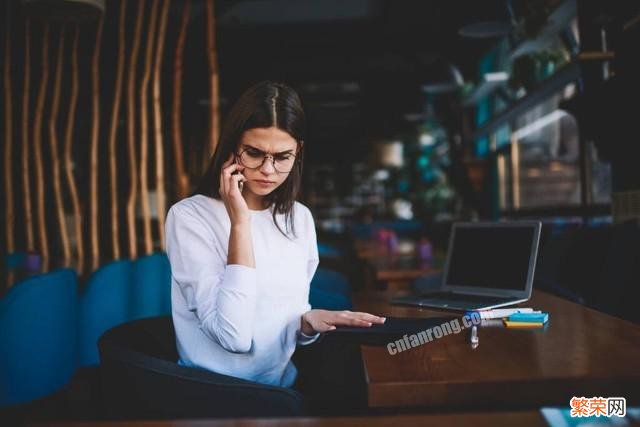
[392,292,517,310]
[421,292,512,304]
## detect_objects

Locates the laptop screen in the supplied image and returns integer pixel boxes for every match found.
[445,224,538,291]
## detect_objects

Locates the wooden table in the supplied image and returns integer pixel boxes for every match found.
[45,411,548,426]
[353,290,640,409]
[361,255,440,291]
[353,239,442,291]
[353,240,405,260]
[353,239,433,260]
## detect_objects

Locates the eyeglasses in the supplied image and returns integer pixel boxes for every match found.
[236,147,298,173]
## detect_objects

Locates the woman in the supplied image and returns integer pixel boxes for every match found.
[165,81,385,389]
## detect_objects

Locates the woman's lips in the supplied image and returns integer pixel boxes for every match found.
[254,180,275,186]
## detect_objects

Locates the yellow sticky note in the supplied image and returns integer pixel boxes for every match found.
[503,320,544,329]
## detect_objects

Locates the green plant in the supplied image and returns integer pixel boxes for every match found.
[510,50,566,91]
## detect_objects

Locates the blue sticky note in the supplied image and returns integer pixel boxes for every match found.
[509,312,549,323]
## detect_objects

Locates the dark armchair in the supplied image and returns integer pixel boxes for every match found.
[98,316,304,420]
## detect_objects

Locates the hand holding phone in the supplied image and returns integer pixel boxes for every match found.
[220,154,249,224]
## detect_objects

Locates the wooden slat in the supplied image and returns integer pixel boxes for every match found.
[139,0,160,256]
[89,16,104,270]
[21,19,35,253]
[33,23,50,270]
[107,0,127,260]
[64,26,84,274]
[172,0,191,200]
[204,0,220,171]
[3,4,15,254]
[126,0,146,260]
[48,27,71,265]
[153,0,171,250]
[89,17,104,271]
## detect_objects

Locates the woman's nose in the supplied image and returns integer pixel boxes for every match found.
[259,156,276,174]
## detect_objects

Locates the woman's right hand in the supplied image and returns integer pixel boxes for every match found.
[219,154,250,226]
[301,309,386,335]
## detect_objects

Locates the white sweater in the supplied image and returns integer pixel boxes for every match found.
[165,194,320,387]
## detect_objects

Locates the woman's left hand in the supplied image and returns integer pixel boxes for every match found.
[301,309,386,335]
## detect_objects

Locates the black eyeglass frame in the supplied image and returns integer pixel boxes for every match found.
[235,146,300,173]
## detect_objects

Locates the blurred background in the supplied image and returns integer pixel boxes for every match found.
[2,0,639,271]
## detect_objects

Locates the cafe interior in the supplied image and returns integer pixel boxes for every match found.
[1,0,640,425]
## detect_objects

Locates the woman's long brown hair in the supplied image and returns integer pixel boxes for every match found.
[193,81,306,238]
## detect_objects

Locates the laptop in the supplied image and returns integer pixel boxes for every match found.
[391,221,542,311]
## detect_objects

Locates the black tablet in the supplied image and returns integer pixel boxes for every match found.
[324,316,457,346]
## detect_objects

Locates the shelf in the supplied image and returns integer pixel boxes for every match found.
[577,51,615,61]
[501,204,611,218]
[470,61,581,142]
[462,72,510,106]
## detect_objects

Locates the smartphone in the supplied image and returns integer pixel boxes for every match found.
[234,155,244,191]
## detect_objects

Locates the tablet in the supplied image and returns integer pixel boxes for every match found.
[324,316,457,346]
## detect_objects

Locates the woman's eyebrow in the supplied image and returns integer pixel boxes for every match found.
[243,144,294,155]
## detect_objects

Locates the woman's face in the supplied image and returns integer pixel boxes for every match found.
[236,126,299,200]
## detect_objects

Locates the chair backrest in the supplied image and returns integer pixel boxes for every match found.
[317,242,342,258]
[310,268,350,296]
[98,316,304,419]
[78,253,172,367]
[3,252,26,270]
[78,260,134,367]
[310,268,352,310]
[0,268,78,407]
[130,253,172,320]
[309,287,352,310]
